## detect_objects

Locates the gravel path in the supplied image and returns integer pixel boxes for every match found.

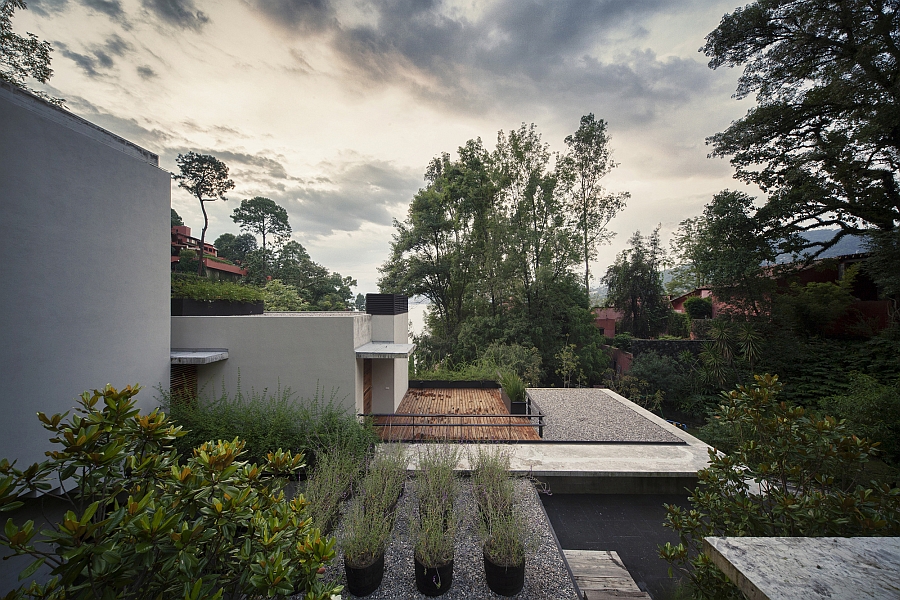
[529,388,683,443]
[315,478,579,600]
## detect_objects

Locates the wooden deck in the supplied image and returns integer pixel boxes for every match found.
[374,388,541,442]
[564,550,651,599]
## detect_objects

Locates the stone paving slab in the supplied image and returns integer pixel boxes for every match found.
[528,388,683,443]
[704,536,900,600]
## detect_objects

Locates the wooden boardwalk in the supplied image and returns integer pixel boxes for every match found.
[564,550,650,599]
[374,388,541,442]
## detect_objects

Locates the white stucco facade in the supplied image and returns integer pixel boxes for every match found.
[0,82,171,468]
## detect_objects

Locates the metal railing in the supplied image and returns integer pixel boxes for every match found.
[360,411,545,442]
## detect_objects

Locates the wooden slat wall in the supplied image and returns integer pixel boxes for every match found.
[376,388,540,442]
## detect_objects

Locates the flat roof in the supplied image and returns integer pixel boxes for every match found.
[355,342,416,359]
[170,348,228,364]
[528,388,684,443]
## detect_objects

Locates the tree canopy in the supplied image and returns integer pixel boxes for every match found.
[0,0,61,105]
[231,196,292,254]
[380,118,626,384]
[171,208,183,227]
[559,114,629,290]
[174,152,235,277]
[704,0,900,254]
[602,228,670,338]
[214,232,257,264]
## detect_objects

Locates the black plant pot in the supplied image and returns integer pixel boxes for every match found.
[344,552,384,597]
[483,552,525,596]
[510,401,527,415]
[414,556,453,596]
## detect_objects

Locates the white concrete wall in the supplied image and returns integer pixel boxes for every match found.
[171,313,368,412]
[369,313,409,410]
[0,83,171,468]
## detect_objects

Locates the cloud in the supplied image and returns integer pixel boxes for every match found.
[65,95,174,147]
[142,0,209,30]
[55,42,101,76]
[54,35,133,77]
[137,65,157,78]
[82,0,125,21]
[27,0,69,16]
[289,158,421,237]
[245,0,717,124]
[247,0,335,33]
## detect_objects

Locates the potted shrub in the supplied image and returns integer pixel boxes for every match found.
[341,497,393,597]
[361,444,408,516]
[411,445,459,596]
[412,501,456,596]
[470,445,514,526]
[499,371,528,415]
[305,448,359,536]
[480,508,528,596]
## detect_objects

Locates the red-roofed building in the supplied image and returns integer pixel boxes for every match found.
[171,225,247,280]
[592,307,623,337]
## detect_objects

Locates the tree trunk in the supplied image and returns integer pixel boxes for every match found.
[197,198,209,277]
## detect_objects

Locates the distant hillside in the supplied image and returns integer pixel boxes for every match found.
[775,229,868,263]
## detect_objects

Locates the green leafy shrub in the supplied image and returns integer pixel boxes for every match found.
[498,371,526,404]
[775,275,856,337]
[660,374,900,599]
[612,332,633,351]
[0,385,340,600]
[628,351,692,408]
[819,373,900,464]
[171,273,264,302]
[263,279,309,311]
[162,383,377,470]
[413,342,543,385]
[683,296,712,320]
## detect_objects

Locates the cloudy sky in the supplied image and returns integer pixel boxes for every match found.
[18,0,758,296]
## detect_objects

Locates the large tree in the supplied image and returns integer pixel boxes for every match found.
[704,0,900,254]
[231,197,292,254]
[275,241,356,310]
[559,114,629,291]
[231,197,292,279]
[174,152,235,277]
[1,0,61,105]
[214,232,257,264]
[602,228,670,338]
[494,123,578,316]
[379,140,496,342]
[381,123,610,383]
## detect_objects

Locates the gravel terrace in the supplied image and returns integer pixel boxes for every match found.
[528,388,683,443]
[312,478,579,600]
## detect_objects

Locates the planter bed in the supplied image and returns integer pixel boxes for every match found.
[312,478,578,599]
[171,298,264,316]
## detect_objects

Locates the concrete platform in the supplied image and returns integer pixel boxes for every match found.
[170,348,228,364]
[704,536,900,600]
